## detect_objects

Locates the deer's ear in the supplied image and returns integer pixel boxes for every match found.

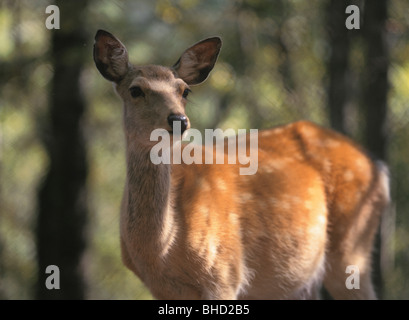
[93,30,129,82]
[172,37,222,86]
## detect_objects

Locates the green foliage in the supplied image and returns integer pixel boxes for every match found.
[0,0,408,299]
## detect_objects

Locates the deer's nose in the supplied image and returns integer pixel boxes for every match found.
[167,113,188,134]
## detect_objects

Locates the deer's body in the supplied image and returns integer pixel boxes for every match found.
[94,31,389,299]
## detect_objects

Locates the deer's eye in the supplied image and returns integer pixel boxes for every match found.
[130,86,145,98]
[182,88,191,99]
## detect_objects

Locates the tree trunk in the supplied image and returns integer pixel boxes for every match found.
[362,0,390,299]
[36,0,89,299]
[362,0,389,160]
[322,3,352,299]
[326,0,352,134]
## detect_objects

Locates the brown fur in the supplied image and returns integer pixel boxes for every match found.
[94,30,390,299]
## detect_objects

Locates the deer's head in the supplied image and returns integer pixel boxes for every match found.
[93,30,221,146]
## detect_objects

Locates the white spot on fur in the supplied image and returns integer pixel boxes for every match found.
[323,158,332,172]
[261,130,275,137]
[216,178,227,191]
[318,213,326,225]
[326,139,341,148]
[198,205,210,218]
[299,125,316,139]
[260,165,273,173]
[229,212,240,226]
[240,193,253,203]
[205,235,219,271]
[304,200,313,210]
[343,169,354,182]
[355,158,366,169]
[159,207,178,259]
[307,187,316,196]
[266,158,293,171]
[199,178,211,192]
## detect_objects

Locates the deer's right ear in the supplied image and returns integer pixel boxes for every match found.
[172,37,222,86]
[93,30,129,82]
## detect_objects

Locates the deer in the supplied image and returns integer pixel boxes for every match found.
[93,30,390,300]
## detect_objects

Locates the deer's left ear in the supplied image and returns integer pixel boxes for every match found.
[172,37,222,86]
[93,30,130,83]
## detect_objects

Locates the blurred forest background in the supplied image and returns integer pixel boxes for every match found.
[0,0,408,299]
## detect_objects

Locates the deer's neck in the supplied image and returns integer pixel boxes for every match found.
[124,141,176,258]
